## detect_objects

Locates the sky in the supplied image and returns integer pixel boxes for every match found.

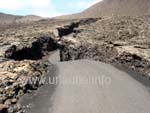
[0,0,102,17]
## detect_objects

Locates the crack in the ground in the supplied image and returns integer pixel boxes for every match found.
[4,36,59,61]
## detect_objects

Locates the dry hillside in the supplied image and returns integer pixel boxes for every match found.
[56,0,150,19]
[82,0,150,17]
[0,13,42,24]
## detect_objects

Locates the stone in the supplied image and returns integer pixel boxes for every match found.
[11,99,17,104]
[0,104,8,113]
[4,99,11,106]
[0,98,4,104]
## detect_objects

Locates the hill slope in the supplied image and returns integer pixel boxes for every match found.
[82,0,150,17]
[0,13,42,24]
[0,13,21,24]
[56,0,150,19]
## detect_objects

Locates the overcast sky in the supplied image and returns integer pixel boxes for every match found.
[0,0,102,17]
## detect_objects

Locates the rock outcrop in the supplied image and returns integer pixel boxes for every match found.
[0,59,48,113]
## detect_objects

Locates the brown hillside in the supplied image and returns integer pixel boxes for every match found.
[0,13,42,24]
[56,0,150,19]
[82,0,150,17]
[0,13,21,24]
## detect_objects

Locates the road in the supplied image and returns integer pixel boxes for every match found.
[20,55,150,113]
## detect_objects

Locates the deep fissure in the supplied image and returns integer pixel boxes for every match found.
[4,18,99,61]
[5,36,60,60]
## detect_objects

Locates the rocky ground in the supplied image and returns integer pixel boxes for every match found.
[0,18,87,113]
[0,19,65,113]
[0,60,48,113]
[0,15,150,112]
[60,15,150,77]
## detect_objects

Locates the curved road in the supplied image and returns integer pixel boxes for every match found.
[20,58,150,113]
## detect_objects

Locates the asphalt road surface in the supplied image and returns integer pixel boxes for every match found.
[20,58,150,113]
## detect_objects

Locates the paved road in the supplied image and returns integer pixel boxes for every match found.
[48,50,60,64]
[20,59,150,113]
